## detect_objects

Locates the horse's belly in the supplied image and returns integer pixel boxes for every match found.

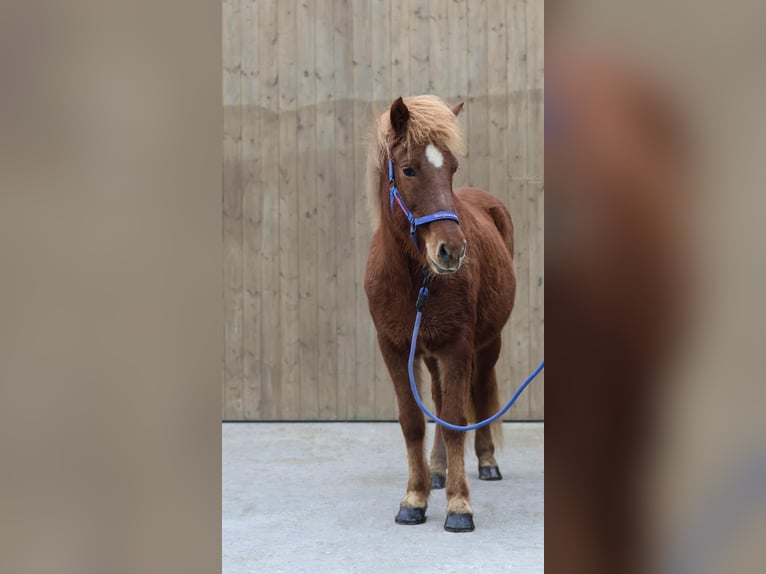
[476,256,515,343]
[477,292,513,340]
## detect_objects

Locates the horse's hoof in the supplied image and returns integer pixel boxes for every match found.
[478,465,503,481]
[395,506,427,525]
[444,512,475,533]
[431,473,446,490]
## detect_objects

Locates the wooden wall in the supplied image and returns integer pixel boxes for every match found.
[223,0,543,420]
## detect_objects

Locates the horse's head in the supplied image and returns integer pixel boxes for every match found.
[387,96,467,275]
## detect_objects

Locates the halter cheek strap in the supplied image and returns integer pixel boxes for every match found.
[387,158,460,252]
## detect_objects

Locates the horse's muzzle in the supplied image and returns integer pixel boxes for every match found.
[428,239,466,274]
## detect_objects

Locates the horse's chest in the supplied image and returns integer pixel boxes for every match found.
[413,297,472,349]
[369,286,470,351]
[415,307,468,352]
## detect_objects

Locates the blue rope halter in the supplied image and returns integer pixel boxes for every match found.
[387,158,460,251]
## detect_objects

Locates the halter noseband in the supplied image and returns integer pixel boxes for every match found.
[387,158,460,252]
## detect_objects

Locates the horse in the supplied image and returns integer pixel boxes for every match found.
[364,95,516,532]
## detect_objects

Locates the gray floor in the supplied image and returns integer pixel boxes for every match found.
[223,422,543,573]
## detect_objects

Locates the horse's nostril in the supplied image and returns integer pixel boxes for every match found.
[438,243,450,264]
[460,242,467,258]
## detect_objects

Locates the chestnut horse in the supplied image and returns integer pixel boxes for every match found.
[364,95,515,532]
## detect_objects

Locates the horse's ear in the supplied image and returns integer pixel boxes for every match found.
[451,101,464,117]
[390,97,410,141]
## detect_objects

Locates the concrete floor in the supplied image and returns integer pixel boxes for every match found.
[223,422,543,573]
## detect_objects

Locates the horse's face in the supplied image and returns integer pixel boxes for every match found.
[389,97,467,275]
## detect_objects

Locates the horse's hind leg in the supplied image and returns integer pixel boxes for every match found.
[425,357,447,489]
[472,336,503,481]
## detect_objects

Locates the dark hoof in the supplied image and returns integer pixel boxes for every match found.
[431,473,446,490]
[444,512,475,532]
[479,465,503,481]
[395,506,427,525]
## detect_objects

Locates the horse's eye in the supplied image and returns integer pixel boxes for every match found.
[402,167,417,177]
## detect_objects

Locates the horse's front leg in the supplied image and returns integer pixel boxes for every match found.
[438,340,475,532]
[378,335,430,525]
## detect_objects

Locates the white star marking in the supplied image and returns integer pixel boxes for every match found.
[425,144,444,169]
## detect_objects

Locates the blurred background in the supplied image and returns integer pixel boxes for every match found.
[0,2,221,573]
[548,1,766,572]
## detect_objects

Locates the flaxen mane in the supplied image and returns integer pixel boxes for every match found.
[366,95,466,229]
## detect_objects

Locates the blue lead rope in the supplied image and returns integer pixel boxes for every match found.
[407,280,545,431]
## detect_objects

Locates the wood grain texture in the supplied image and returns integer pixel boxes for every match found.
[507,0,532,419]
[390,0,411,104]
[333,0,355,421]
[315,0,339,419]
[258,0,281,419]
[241,0,262,420]
[466,0,489,192]
[223,0,544,421]
[526,0,544,416]
[223,0,243,420]
[297,0,319,419]
[352,0,375,420]
[448,0,468,191]
[409,0,430,96]
[278,0,300,419]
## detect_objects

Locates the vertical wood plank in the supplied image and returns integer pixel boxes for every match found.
[486,0,515,418]
[526,0,544,419]
[371,0,394,420]
[527,0,544,182]
[528,183,544,418]
[334,0,355,420]
[466,0,488,191]
[508,0,528,183]
[371,0,391,112]
[259,0,281,419]
[428,0,448,97]
[352,0,375,420]
[507,180,531,420]
[278,0,300,419]
[297,0,319,419]
[506,0,532,419]
[390,0,411,102]
[223,0,243,419]
[241,0,262,419]
[409,0,429,96]
[315,0,339,419]
[448,0,469,189]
